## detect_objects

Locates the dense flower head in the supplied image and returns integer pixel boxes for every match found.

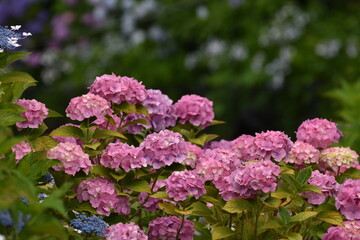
[322,220,360,240]
[75,177,130,216]
[11,141,32,163]
[254,130,293,162]
[66,93,111,121]
[204,139,233,150]
[70,214,107,236]
[302,170,338,205]
[140,130,187,169]
[0,25,31,52]
[296,118,342,148]
[143,89,176,131]
[231,134,258,162]
[123,113,150,134]
[100,142,146,172]
[138,180,168,212]
[105,222,148,240]
[47,142,92,176]
[223,160,280,199]
[15,99,48,129]
[335,179,360,220]
[165,170,206,201]
[174,94,214,127]
[93,114,121,131]
[89,73,146,104]
[320,147,359,173]
[148,216,194,240]
[183,142,203,168]
[286,141,320,166]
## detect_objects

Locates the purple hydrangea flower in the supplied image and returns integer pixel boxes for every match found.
[105,222,147,240]
[148,216,194,240]
[100,141,146,172]
[322,220,360,240]
[320,147,359,173]
[89,73,146,105]
[174,94,214,127]
[335,179,360,220]
[286,141,320,166]
[123,113,150,134]
[76,178,130,216]
[165,170,206,201]
[296,118,342,149]
[66,93,111,121]
[143,89,176,131]
[302,170,338,205]
[231,134,258,162]
[183,142,203,168]
[204,139,233,150]
[14,99,48,129]
[140,130,187,169]
[47,142,92,176]
[11,141,32,163]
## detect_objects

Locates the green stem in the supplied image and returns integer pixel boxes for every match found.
[176,214,185,240]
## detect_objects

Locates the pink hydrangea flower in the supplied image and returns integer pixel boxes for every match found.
[148,216,194,240]
[320,147,359,173]
[174,94,214,127]
[89,73,146,104]
[302,170,338,205]
[66,93,111,121]
[138,180,171,212]
[123,113,151,134]
[323,220,360,240]
[76,177,130,216]
[143,89,176,131]
[286,141,320,166]
[11,141,32,163]
[335,179,360,220]
[296,118,342,149]
[165,170,206,201]
[93,114,121,131]
[183,142,203,168]
[223,160,280,199]
[140,130,187,169]
[254,130,293,162]
[231,134,258,162]
[47,142,92,176]
[204,139,233,150]
[100,142,146,172]
[15,99,48,129]
[105,222,147,240]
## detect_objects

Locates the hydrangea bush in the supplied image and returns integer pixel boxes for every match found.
[2,48,360,240]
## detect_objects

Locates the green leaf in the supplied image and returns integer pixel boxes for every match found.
[47,109,63,118]
[287,232,302,240]
[0,102,25,112]
[316,211,343,225]
[263,197,281,208]
[279,206,292,225]
[210,119,226,126]
[296,167,312,185]
[93,129,127,139]
[135,104,150,117]
[299,184,322,194]
[290,211,318,222]
[110,170,126,181]
[0,71,37,83]
[0,110,24,127]
[11,81,36,101]
[124,179,151,193]
[157,202,180,216]
[282,174,302,191]
[49,125,84,139]
[121,118,149,128]
[212,226,236,240]
[150,191,170,199]
[223,198,252,213]
[90,165,113,179]
[0,52,30,69]
[29,136,59,151]
[83,141,101,150]
[40,182,72,218]
[188,134,219,146]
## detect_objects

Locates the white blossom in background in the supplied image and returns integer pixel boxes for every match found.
[184,53,198,70]
[230,43,248,61]
[315,39,341,59]
[197,5,209,20]
[228,0,245,8]
[205,39,226,57]
[251,52,265,72]
[346,37,358,58]
[148,25,167,42]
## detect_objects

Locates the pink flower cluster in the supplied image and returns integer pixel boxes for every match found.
[76,178,130,216]
[89,73,146,104]
[140,130,187,169]
[148,216,194,240]
[165,170,206,201]
[11,141,32,163]
[335,179,360,220]
[320,147,359,173]
[138,180,168,212]
[323,220,360,240]
[231,134,258,162]
[174,94,214,127]
[143,89,176,131]
[123,113,150,134]
[183,142,203,168]
[47,142,92,176]
[100,142,146,172]
[296,118,342,149]
[223,160,280,199]
[286,141,320,166]
[105,222,148,240]
[254,131,293,162]
[15,99,48,129]
[302,170,338,205]
[66,93,111,121]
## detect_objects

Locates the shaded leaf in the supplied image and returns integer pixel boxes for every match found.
[0,71,37,83]
[223,198,252,213]
[279,206,291,225]
[93,129,127,139]
[296,167,312,185]
[212,226,236,240]
[49,125,84,139]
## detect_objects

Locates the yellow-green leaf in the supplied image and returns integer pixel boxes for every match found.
[290,211,318,222]
[223,198,252,213]
[212,227,236,240]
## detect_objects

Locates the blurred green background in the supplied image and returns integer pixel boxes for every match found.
[3,0,360,150]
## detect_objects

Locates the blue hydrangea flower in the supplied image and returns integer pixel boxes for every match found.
[0,210,31,232]
[0,25,31,52]
[70,214,107,236]
[43,172,55,185]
